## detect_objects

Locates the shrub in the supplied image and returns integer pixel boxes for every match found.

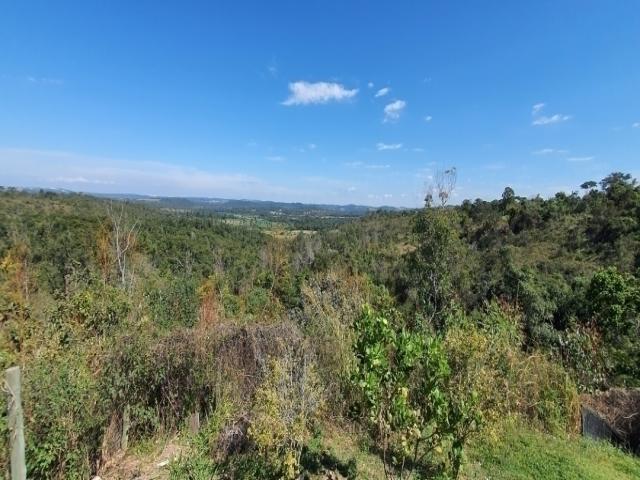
[23,349,106,479]
[351,305,479,479]
[249,349,324,479]
[101,328,219,439]
[56,282,130,335]
[146,276,198,328]
[444,302,579,436]
[586,268,640,385]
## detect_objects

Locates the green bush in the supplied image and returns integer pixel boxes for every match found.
[63,282,130,334]
[23,349,106,479]
[146,277,198,328]
[101,328,219,439]
[351,305,479,479]
[249,350,324,479]
[444,303,579,436]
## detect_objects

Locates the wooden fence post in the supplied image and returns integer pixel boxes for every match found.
[5,366,26,480]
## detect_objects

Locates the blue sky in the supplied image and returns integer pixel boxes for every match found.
[1,1,639,207]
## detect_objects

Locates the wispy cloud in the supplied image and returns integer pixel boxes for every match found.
[267,59,278,78]
[567,156,594,162]
[532,103,545,115]
[367,193,394,201]
[383,100,406,122]
[26,76,64,85]
[531,103,571,126]
[282,81,358,106]
[633,122,640,128]
[344,161,390,170]
[374,87,390,98]
[376,142,403,151]
[367,164,391,170]
[0,147,292,199]
[532,114,572,126]
[424,115,433,122]
[53,176,115,185]
[412,147,425,153]
[532,148,569,155]
[266,155,286,162]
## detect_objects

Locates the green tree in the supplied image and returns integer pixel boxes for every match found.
[351,306,478,479]
[586,268,640,385]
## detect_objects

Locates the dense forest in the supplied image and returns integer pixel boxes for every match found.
[1,171,639,479]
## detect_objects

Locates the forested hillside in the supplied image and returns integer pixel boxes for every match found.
[1,172,639,479]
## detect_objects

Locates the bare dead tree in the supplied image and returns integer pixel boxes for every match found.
[106,201,138,289]
[425,167,457,208]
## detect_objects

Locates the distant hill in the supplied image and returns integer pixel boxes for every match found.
[3,186,404,217]
[91,193,405,217]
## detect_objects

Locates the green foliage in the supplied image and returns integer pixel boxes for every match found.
[410,208,470,327]
[169,456,219,479]
[23,349,105,479]
[146,276,198,328]
[249,351,324,479]
[351,305,479,479]
[445,303,579,435]
[586,267,640,385]
[50,281,131,336]
[587,267,639,335]
[0,406,8,478]
[245,286,270,315]
[1,172,639,478]
[101,328,219,439]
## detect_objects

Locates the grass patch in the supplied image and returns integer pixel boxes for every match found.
[301,422,385,480]
[465,425,640,480]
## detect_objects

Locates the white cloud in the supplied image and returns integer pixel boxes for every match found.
[424,115,433,122]
[27,76,63,85]
[308,143,317,150]
[412,147,425,152]
[532,103,545,115]
[344,161,390,170]
[531,103,571,126]
[532,148,569,155]
[383,100,406,122]
[53,176,115,185]
[633,122,640,128]
[266,155,286,162]
[567,156,594,162]
[0,148,292,199]
[347,186,357,192]
[532,114,572,126]
[374,87,390,98]
[367,82,374,88]
[282,81,358,106]
[367,164,390,170]
[376,142,403,151]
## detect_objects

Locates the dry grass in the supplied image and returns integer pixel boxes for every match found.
[582,388,640,451]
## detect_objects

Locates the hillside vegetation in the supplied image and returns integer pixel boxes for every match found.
[0,172,639,479]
